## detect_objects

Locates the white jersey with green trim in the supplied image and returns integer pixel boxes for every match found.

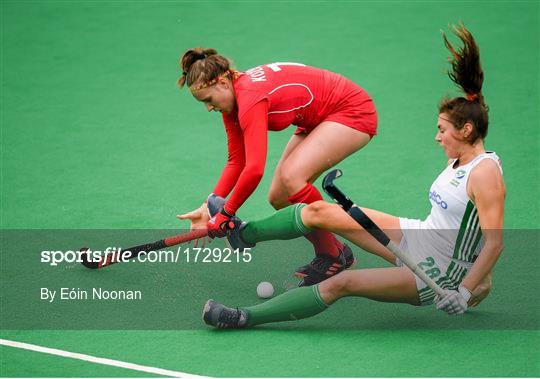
[423,151,502,264]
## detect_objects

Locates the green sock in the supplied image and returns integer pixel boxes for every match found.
[244,285,328,327]
[241,203,311,244]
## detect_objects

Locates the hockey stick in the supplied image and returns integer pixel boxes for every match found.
[80,229,208,269]
[322,169,445,297]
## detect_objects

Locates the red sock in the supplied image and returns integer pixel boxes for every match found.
[287,183,343,258]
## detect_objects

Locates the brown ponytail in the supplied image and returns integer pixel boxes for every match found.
[177,48,233,89]
[439,23,489,143]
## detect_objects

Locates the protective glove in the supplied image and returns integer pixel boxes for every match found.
[207,209,235,238]
[435,285,472,315]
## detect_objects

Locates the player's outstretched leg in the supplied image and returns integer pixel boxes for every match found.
[231,202,356,285]
[227,203,311,251]
[242,203,310,238]
[202,299,248,329]
[203,285,328,329]
[202,268,419,329]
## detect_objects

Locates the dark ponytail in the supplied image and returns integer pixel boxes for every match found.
[439,23,489,143]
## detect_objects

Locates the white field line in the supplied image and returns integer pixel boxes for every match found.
[0,338,208,378]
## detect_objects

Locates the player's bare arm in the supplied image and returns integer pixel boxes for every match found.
[461,158,506,293]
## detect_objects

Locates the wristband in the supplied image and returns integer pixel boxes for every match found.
[458,285,472,302]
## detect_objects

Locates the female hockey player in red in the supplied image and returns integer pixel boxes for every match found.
[177,54,378,285]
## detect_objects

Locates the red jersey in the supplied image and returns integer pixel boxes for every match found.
[213,63,376,214]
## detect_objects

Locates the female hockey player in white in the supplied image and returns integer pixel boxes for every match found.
[202,23,506,328]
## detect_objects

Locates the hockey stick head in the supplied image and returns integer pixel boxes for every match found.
[79,247,100,269]
[322,169,353,211]
[80,247,120,269]
[322,169,343,190]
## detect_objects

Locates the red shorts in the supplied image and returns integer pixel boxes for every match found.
[294,91,378,138]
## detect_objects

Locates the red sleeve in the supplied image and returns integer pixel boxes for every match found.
[212,113,246,198]
[223,100,268,214]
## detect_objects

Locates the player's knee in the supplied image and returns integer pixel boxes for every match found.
[321,271,355,300]
[279,168,306,193]
[267,191,288,210]
[302,201,332,229]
